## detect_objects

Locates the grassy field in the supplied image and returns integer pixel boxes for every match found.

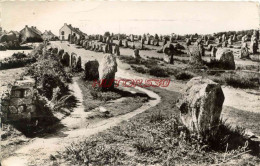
[57,86,260,165]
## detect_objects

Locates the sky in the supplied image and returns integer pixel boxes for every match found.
[0,1,259,36]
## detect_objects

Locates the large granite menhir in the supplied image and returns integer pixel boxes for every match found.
[177,77,225,135]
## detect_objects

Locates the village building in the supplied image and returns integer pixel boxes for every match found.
[59,23,87,41]
[30,26,42,36]
[19,25,43,43]
[42,30,57,40]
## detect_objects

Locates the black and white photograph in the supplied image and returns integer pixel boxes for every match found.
[0,1,260,165]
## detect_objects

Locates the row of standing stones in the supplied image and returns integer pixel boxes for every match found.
[0,46,83,123]
[77,39,227,136]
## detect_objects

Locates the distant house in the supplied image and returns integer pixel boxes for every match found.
[9,31,20,38]
[59,23,87,41]
[30,26,42,36]
[19,25,43,43]
[42,30,57,40]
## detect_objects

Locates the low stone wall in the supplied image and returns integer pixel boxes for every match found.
[1,76,36,122]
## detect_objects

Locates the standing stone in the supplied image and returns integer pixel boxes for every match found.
[186,38,191,46]
[205,40,209,46]
[98,35,103,42]
[228,37,233,45]
[232,34,237,42]
[75,56,82,71]
[211,46,217,57]
[187,42,204,65]
[163,43,175,64]
[58,49,64,59]
[141,38,145,45]
[99,54,117,90]
[114,45,120,56]
[177,77,225,135]
[118,39,123,47]
[250,36,258,54]
[84,60,99,80]
[241,35,248,44]
[61,52,70,66]
[162,39,167,46]
[71,52,78,68]
[190,35,193,42]
[124,40,128,48]
[147,38,151,45]
[240,43,249,59]
[253,30,259,40]
[130,35,134,42]
[222,34,226,42]
[222,41,228,47]
[216,48,235,70]
[133,49,141,63]
[170,36,174,43]
[154,40,159,46]
[215,38,220,44]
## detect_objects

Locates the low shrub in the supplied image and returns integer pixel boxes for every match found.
[175,71,196,80]
[12,52,27,59]
[131,65,147,74]
[0,57,36,70]
[149,66,169,77]
[220,72,259,89]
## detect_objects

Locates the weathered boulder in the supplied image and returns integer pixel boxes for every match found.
[84,60,99,80]
[61,52,70,66]
[177,77,225,135]
[215,48,235,70]
[99,54,117,90]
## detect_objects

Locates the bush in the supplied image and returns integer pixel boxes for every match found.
[131,65,147,74]
[220,72,259,89]
[149,66,169,77]
[175,71,195,80]
[12,52,27,59]
[0,57,36,70]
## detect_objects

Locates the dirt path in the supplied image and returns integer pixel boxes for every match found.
[1,66,161,166]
